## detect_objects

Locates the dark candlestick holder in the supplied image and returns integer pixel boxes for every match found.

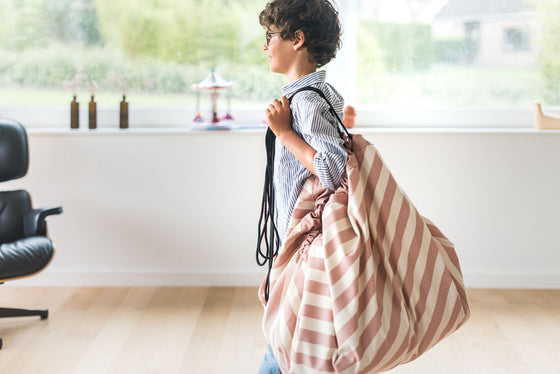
[89,95,97,129]
[120,95,128,129]
[70,95,79,129]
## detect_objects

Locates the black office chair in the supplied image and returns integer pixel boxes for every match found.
[0,119,63,349]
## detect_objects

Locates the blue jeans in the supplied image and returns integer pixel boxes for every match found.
[258,345,282,374]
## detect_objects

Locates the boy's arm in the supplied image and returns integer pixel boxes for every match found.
[266,96,318,176]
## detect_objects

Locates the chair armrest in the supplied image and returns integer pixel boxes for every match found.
[23,206,63,237]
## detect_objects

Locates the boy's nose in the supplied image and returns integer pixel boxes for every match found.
[263,43,268,51]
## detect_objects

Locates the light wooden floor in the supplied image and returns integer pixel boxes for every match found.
[0,287,559,374]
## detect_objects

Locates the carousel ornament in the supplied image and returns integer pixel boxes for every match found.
[193,92,204,123]
[192,68,233,125]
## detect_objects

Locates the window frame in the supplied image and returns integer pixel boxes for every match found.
[0,0,553,130]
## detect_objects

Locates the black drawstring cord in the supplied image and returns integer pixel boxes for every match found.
[256,127,279,302]
[256,86,351,302]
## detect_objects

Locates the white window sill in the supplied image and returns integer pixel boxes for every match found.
[3,105,560,130]
[25,126,560,137]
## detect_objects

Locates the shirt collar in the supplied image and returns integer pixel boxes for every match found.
[281,70,326,97]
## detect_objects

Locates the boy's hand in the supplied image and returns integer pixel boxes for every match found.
[265,95,318,176]
[265,96,292,138]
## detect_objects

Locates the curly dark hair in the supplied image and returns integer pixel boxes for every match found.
[259,0,342,67]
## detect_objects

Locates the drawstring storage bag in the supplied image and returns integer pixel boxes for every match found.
[256,87,470,374]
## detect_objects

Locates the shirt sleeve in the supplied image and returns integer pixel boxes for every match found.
[292,95,347,191]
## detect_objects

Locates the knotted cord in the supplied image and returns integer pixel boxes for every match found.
[256,127,279,301]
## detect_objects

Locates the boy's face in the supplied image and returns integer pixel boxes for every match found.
[263,27,296,76]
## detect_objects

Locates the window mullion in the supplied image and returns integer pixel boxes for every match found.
[329,0,359,105]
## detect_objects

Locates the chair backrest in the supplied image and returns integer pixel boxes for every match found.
[0,190,31,243]
[0,119,29,183]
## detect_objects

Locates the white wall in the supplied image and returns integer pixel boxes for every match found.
[5,127,560,288]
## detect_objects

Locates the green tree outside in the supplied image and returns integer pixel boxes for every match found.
[535,0,560,104]
[0,0,271,101]
[0,0,554,107]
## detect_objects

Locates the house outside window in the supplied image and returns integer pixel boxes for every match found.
[353,0,542,111]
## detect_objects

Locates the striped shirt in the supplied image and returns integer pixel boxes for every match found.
[274,70,347,244]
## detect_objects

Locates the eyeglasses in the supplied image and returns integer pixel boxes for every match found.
[265,32,281,46]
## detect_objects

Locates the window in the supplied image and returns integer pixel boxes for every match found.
[504,28,531,51]
[0,0,281,126]
[344,0,548,111]
[0,0,559,129]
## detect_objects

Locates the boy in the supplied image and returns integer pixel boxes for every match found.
[258,0,347,372]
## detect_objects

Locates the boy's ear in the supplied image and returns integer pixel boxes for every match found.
[293,30,305,50]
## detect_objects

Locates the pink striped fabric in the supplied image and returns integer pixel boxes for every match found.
[259,134,470,374]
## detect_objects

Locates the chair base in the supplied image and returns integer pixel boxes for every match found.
[0,307,48,350]
[0,307,48,319]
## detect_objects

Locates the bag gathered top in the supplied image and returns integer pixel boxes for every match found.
[256,87,470,374]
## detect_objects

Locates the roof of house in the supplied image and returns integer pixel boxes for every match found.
[435,0,535,20]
